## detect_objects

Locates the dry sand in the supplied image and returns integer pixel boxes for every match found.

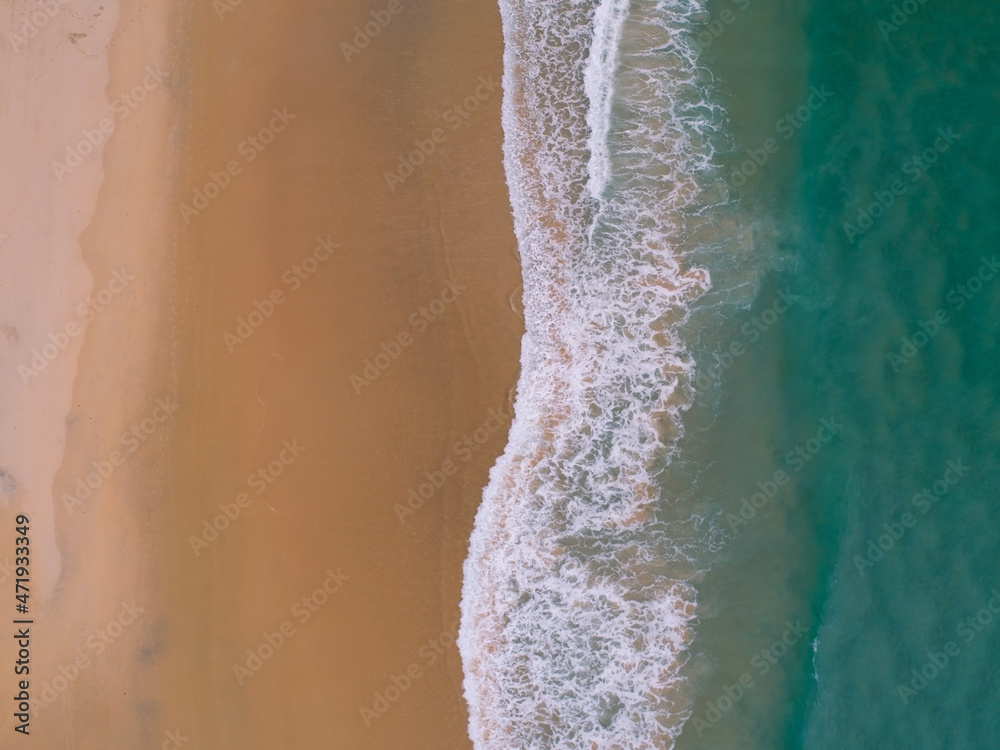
[2,0,520,746]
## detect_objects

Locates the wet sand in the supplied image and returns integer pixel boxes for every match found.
[11,0,520,746]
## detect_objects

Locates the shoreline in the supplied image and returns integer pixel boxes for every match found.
[149,1,521,745]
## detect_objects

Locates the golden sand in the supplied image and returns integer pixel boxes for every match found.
[9,0,521,746]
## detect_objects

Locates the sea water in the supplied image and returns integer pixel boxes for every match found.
[460,0,1000,747]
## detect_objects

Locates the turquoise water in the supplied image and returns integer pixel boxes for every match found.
[676,0,1000,747]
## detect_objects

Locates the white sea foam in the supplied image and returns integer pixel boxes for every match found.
[584,0,631,199]
[459,0,730,747]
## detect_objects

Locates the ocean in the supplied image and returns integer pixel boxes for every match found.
[459,0,1000,747]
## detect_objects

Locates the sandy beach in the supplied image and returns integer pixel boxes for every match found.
[2,0,520,746]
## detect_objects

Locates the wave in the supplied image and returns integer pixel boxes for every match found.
[585,0,631,199]
[459,0,730,747]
